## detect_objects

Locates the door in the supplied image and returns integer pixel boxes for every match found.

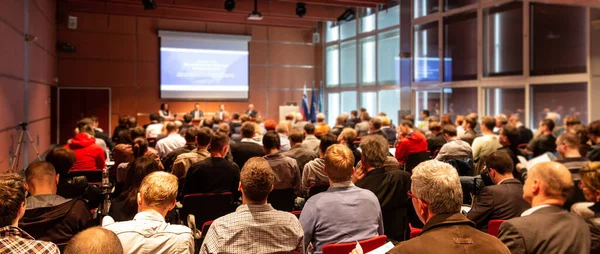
[58,88,110,144]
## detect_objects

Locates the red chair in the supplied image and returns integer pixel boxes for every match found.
[268,188,296,212]
[517,143,528,149]
[201,220,214,238]
[307,183,330,199]
[181,192,235,226]
[321,235,387,254]
[488,220,505,237]
[409,223,422,239]
[291,210,302,219]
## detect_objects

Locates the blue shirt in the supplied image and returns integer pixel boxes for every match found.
[299,182,384,253]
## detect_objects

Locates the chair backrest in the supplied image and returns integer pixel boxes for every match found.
[487,220,505,237]
[307,183,330,199]
[68,169,103,183]
[322,235,387,254]
[267,188,296,212]
[147,138,157,148]
[445,157,474,176]
[182,192,235,226]
[291,210,302,219]
[409,223,422,239]
[201,220,214,238]
[405,151,431,173]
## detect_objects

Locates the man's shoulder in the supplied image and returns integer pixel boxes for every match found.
[106,220,192,235]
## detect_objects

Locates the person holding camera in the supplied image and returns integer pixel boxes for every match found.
[466,151,531,231]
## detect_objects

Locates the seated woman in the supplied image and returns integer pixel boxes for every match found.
[111,127,163,175]
[159,103,175,121]
[108,157,161,222]
[574,162,600,253]
[116,137,148,183]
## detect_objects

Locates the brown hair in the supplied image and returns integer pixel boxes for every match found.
[581,162,600,193]
[557,133,580,149]
[240,157,274,202]
[197,127,214,147]
[484,151,514,175]
[241,122,256,138]
[0,173,26,227]
[210,132,229,153]
[289,130,304,143]
[45,147,76,176]
[481,116,496,131]
[132,137,149,158]
[324,144,355,182]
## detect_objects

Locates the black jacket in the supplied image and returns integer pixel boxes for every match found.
[586,202,600,254]
[57,176,102,209]
[587,144,600,162]
[230,141,265,168]
[427,133,447,157]
[518,126,533,145]
[20,199,95,243]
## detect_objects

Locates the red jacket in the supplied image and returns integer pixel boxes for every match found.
[65,133,106,170]
[395,130,428,165]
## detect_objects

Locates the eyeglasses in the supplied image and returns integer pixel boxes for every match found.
[407,191,416,199]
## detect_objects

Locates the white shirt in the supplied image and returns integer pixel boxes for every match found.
[521,204,553,217]
[279,134,291,152]
[146,123,163,138]
[471,134,502,160]
[104,211,194,254]
[155,133,186,158]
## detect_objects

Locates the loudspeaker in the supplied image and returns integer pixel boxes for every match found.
[141,0,157,10]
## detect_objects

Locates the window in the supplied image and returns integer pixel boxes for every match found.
[443,87,477,118]
[360,8,376,33]
[326,45,339,87]
[444,12,477,81]
[414,0,439,19]
[414,22,439,82]
[378,30,400,85]
[444,0,477,11]
[360,36,376,85]
[530,3,586,75]
[485,88,525,117]
[361,92,377,116]
[341,41,357,86]
[379,89,401,125]
[328,93,340,126]
[415,90,441,125]
[530,83,587,128]
[378,4,400,30]
[483,2,523,77]
[326,21,339,43]
[341,91,358,114]
[341,19,357,40]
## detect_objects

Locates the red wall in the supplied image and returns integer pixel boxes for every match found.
[57,12,323,133]
[0,0,56,172]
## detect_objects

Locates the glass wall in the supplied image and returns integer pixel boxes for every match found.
[378,30,400,85]
[326,45,339,87]
[326,21,339,43]
[485,88,525,117]
[341,41,357,86]
[360,8,376,33]
[341,19,357,40]
[415,90,441,124]
[530,83,588,128]
[378,3,399,29]
[360,36,376,85]
[444,12,477,81]
[483,2,523,77]
[414,0,439,19]
[444,0,476,11]
[414,22,439,82]
[327,93,340,126]
[361,92,377,117]
[341,91,358,115]
[379,89,401,125]
[442,87,477,118]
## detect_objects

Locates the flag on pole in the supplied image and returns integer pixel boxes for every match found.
[310,82,317,123]
[302,82,310,121]
[317,81,323,115]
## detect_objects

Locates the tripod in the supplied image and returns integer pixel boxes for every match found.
[9,122,41,172]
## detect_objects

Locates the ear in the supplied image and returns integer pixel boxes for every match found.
[137,192,143,207]
[323,166,328,176]
[168,200,177,211]
[24,182,30,192]
[270,184,274,192]
[55,174,60,184]
[531,179,541,195]
[238,182,242,192]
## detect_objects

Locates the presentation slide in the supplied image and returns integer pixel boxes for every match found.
[159,31,250,100]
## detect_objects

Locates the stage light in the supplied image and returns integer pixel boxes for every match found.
[296,3,306,18]
[337,8,355,23]
[141,0,156,10]
[225,0,235,12]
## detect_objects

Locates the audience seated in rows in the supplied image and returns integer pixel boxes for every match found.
[46,147,102,209]
[172,127,212,179]
[116,138,149,183]
[230,122,265,168]
[155,122,186,158]
[162,127,198,172]
[498,125,526,179]
[572,162,600,253]
[282,130,318,178]
[276,123,291,152]
[354,135,411,242]
[19,162,94,244]
[329,115,346,137]
[145,113,163,139]
[337,128,362,166]
[263,132,301,195]
[91,116,114,151]
[435,124,472,161]
[417,110,430,134]
[0,173,60,253]
[466,151,530,231]
[380,116,397,145]
[499,162,590,253]
[200,158,304,253]
[112,127,163,173]
[367,117,387,140]
[179,114,195,136]
[507,115,533,146]
[587,120,600,161]
[460,115,478,146]
[104,172,194,253]
[182,132,240,199]
[493,114,508,134]
[65,121,106,170]
[355,112,370,137]
[301,133,337,195]
[314,113,330,138]
[302,123,321,153]
[572,124,592,157]
[387,160,510,254]
[472,116,502,163]
[300,144,383,253]
[293,112,310,132]
[395,120,428,165]
[108,157,161,222]
[64,227,123,254]
[345,110,360,129]
[526,118,557,157]
[426,121,446,156]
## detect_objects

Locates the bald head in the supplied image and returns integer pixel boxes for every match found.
[24,161,58,195]
[525,162,573,203]
[64,227,123,254]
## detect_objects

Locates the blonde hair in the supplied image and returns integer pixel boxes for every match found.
[581,162,600,193]
[324,144,355,182]
[139,172,178,209]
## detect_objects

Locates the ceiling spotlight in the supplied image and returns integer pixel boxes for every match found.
[296,3,307,18]
[141,0,156,10]
[337,8,355,23]
[225,0,235,12]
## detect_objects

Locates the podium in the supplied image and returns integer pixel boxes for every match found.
[279,105,299,122]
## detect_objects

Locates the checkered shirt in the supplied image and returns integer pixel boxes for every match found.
[0,226,59,254]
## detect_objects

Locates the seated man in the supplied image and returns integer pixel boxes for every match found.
[460,115,478,146]
[435,124,473,161]
[380,116,397,145]
[145,113,163,139]
[353,135,411,242]
[301,133,337,195]
[182,133,240,198]
[64,227,123,254]
[155,122,186,158]
[200,158,304,253]
[19,162,95,243]
[471,116,502,162]
[395,120,428,165]
[499,162,590,253]
[302,123,321,153]
[314,113,331,137]
[497,125,526,176]
[466,151,530,231]
[179,114,195,136]
[367,117,387,139]
[262,132,301,194]
[64,123,106,170]
[172,127,212,179]
[0,173,59,253]
[300,144,383,253]
[282,130,318,178]
[387,160,510,254]
[526,118,557,157]
[104,172,194,253]
[276,123,291,152]
[426,121,446,157]
[587,120,600,161]
[329,115,346,137]
[230,122,265,168]
[162,127,199,173]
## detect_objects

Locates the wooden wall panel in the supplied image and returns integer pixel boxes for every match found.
[0,0,24,32]
[0,78,25,130]
[268,27,314,43]
[249,42,268,65]
[58,59,136,87]
[268,44,316,66]
[268,67,319,88]
[58,32,137,60]
[0,22,25,78]
[28,82,51,121]
[29,44,56,84]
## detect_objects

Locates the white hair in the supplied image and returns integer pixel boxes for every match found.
[411,160,462,214]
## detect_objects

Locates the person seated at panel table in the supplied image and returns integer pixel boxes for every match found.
[190,103,204,119]
[159,103,175,121]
